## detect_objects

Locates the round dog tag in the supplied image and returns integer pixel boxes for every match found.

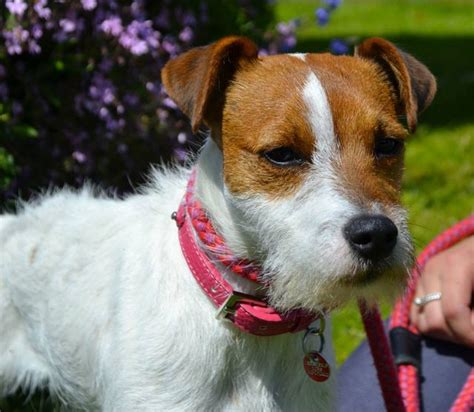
[303,352,331,382]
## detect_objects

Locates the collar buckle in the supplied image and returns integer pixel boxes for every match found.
[216,290,266,321]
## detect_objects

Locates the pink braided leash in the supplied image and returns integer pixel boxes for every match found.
[363,215,474,412]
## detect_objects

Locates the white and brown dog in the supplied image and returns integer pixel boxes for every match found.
[0,36,435,411]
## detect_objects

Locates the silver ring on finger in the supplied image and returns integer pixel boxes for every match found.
[414,292,442,308]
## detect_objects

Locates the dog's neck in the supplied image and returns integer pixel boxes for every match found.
[195,138,261,294]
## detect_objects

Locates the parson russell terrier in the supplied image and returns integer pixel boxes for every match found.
[0,36,436,410]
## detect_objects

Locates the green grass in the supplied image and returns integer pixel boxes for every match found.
[277,0,474,364]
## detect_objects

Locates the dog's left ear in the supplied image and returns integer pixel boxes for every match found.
[356,37,436,133]
[161,36,258,143]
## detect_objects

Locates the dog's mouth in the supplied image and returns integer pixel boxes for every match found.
[350,270,385,286]
[338,261,408,288]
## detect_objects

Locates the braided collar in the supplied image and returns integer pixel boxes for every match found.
[173,170,317,336]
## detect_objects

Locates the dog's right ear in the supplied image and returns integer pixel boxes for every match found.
[161,36,258,144]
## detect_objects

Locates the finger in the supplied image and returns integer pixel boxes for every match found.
[441,263,474,348]
[410,281,425,327]
[414,266,456,341]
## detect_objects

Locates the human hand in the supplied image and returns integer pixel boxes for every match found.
[410,236,474,348]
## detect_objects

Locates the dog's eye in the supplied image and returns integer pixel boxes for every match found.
[374,138,404,158]
[263,147,305,166]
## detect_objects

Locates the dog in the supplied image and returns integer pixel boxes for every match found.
[0,36,436,411]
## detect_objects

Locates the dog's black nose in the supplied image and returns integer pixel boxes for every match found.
[343,214,398,260]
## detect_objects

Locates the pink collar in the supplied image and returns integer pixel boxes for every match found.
[173,170,317,336]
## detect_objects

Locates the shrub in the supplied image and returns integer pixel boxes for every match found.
[0,0,298,205]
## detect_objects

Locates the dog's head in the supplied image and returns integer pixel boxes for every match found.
[162,36,436,312]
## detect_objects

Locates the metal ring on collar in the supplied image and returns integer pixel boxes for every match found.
[302,318,326,355]
[414,292,442,307]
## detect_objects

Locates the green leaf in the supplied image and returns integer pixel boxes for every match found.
[54,60,65,71]
[12,124,39,139]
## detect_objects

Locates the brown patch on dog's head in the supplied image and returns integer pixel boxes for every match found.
[161,36,436,203]
[161,36,258,144]
[305,52,409,207]
[221,55,315,198]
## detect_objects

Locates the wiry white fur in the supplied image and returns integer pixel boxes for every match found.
[0,161,335,411]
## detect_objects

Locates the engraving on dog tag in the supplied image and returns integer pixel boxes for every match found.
[303,352,331,382]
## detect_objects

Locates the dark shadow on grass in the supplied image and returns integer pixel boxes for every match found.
[297,35,474,128]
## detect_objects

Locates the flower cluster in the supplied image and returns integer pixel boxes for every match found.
[314,0,349,55]
[0,0,298,203]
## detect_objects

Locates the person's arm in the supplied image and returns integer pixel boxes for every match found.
[410,236,474,348]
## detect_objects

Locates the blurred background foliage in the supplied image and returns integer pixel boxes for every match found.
[0,0,286,206]
[1,0,473,410]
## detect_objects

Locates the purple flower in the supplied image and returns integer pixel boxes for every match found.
[6,0,27,18]
[130,0,146,20]
[179,26,194,43]
[276,22,292,36]
[177,132,187,144]
[130,40,148,56]
[89,74,116,106]
[281,35,297,52]
[29,40,42,54]
[162,97,177,110]
[100,17,123,36]
[34,0,51,19]
[161,39,178,56]
[3,27,29,55]
[315,8,330,26]
[12,101,23,116]
[59,19,76,33]
[324,0,342,9]
[99,106,109,119]
[31,24,44,39]
[123,93,139,107]
[174,148,187,162]
[330,39,349,55]
[81,0,97,11]
[157,108,169,122]
[98,59,114,73]
[72,151,87,163]
[117,20,160,55]
[181,12,197,27]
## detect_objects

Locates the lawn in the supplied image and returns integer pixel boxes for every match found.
[276,0,474,364]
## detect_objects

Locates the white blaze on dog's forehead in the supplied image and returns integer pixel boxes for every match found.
[301,71,337,159]
[288,53,307,61]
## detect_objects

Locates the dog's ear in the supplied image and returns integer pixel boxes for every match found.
[161,36,258,142]
[355,37,436,133]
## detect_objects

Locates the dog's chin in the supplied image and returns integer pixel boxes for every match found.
[267,265,409,315]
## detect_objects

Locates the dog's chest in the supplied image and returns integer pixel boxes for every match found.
[115,312,334,411]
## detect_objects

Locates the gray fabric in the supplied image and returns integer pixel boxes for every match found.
[337,324,473,411]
